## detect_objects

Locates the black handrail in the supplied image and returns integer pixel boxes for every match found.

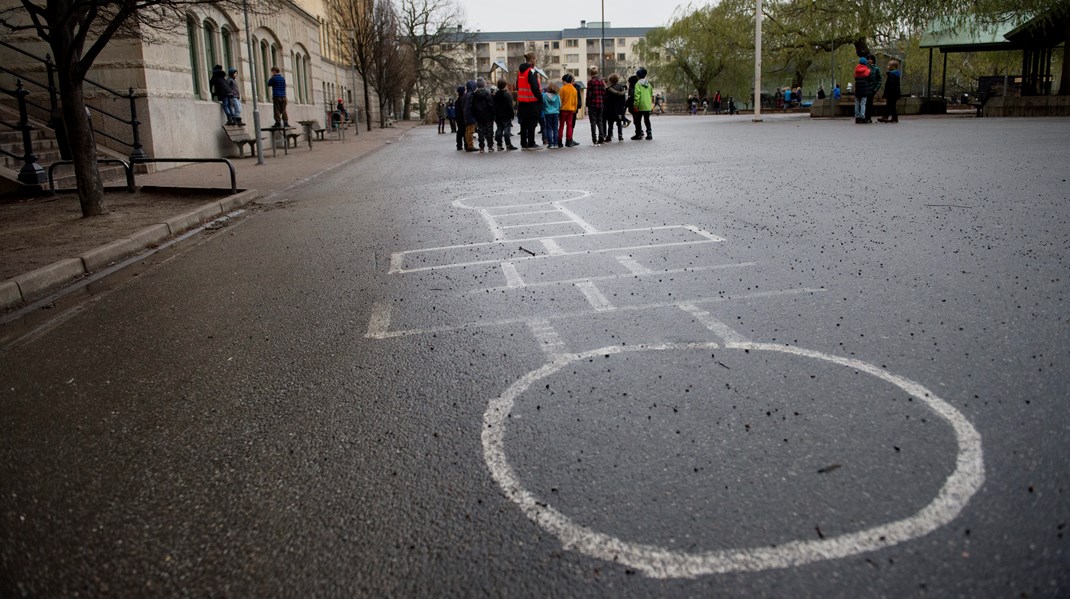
[0,39,144,160]
[48,158,134,193]
[0,80,46,185]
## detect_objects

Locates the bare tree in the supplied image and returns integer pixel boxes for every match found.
[367,0,409,126]
[395,0,468,120]
[1,0,264,216]
[324,0,378,131]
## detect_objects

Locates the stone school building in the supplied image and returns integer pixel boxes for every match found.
[0,0,370,171]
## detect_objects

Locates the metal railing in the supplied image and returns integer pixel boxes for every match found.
[0,39,145,161]
[0,80,46,185]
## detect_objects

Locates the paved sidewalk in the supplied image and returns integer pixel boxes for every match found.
[137,120,420,199]
[0,120,420,312]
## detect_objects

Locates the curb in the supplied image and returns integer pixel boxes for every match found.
[0,188,260,312]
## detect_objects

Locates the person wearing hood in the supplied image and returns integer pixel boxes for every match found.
[471,78,496,152]
[878,60,902,123]
[454,85,467,150]
[516,52,543,149]
[631,68,653,140]
[209,65,235,125]
[462,80,478,151]
[493,79,518,150]
[853,57,871,124]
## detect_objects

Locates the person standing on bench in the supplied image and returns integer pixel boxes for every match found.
[225,68,244,126]
[267,67,288,128]
[210,65,237,125]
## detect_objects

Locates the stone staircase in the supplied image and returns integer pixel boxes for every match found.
[0,111,128,192]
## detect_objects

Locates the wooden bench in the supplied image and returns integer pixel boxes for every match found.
[298,120,329,141]
[221,125,257,158]
[969,100,984,117]
[284,130,302,149]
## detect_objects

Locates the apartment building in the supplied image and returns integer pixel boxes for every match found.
[461,21,656,82]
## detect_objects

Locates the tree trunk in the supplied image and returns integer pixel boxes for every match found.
[362,74,373,131]
[792,59,812,89]
[402,86,413,120]
[59,76,106,216]
[1060,19,1070,95]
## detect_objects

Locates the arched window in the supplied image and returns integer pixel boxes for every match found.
[186,18,203,98]
[260,40,270,97]
[203,20,218,74]
[220,27,233,68]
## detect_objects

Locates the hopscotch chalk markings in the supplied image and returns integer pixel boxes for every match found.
[367,188,984,579]
[482,343,985,579]
[575,281,616,312]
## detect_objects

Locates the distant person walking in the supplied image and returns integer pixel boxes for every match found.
[453,85,466,150]
[878,60,902,123]
[267,66,288,128]
[447,99,457,133]
[516,52,543,150]
[436,99,446,133]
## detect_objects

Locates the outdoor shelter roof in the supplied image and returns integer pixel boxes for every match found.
[919,15,1017,52]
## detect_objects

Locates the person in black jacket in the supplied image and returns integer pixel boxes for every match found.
[209,65,235,125]
[493,79,517,150]
[454,85,466,150]
[879,60,902,123]
[471,78,495,152]
[865,54,881,123]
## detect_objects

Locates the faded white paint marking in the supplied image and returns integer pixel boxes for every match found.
[502,220,581,229]
[369,287,824,339]
[482,343,985,579]
[365,301,393,339]
[683,225,726,242]
[488,208,561,217]
[551,202,599,233]
[479,209,507,241]
[615,255,653,275]
[501,262,525,288]
[678,303,750,344]
[527,318,568,358]
[575,281,615,311]
[541,238,566,256]
[469,262,757,295]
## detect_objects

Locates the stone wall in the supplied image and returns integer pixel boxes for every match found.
[984,96,1070,117]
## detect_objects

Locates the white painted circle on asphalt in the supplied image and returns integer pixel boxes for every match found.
[481,342,985,579]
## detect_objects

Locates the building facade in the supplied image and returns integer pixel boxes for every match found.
[461,21,655,82]
[0,0,377,167]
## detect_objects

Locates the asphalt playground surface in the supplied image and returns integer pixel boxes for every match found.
[1,113,1068,596]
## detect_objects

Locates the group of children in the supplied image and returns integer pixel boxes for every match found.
[445,59,655,153]
[853,55,902,124]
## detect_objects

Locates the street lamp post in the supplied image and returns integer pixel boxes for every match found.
[753,0,763,122]
[600,0,605,76]
[242,0,265,163]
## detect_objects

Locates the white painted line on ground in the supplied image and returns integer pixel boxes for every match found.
[391,233,724,273]
[501,262,525,288]
[366,301,393,339]
[366,287,824,339]
[479,209,507,241]
[677,303,751,344]
[615,255,653,275]
[575,281,616,312]
[468,262,758,295]
[527,318,568,359]
[453,189,592,211]
[551,202,599,233]
[541,238,566,256]
[488,208,561,217]
[482,342,984,579]
[502,220,581,229]
[683,225,726,242]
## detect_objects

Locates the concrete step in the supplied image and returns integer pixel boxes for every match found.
[0,128,53,145]
[49,164,129,190]
[2,148,63,169]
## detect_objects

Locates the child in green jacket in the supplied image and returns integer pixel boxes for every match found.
[632,68,654,140]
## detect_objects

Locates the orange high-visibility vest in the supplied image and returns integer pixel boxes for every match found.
[517,67,537,102]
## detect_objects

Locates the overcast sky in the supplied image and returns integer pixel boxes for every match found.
[456,0,686,33]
